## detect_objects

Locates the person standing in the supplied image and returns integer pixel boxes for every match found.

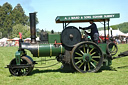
[79,20,99,44]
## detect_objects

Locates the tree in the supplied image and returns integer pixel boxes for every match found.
[0,32,2,38]
[11,24,30,39]
[110,25,118,30]
[118,22,128,33]
[110,22,128,33]
[36,28,41,37]
[12,4,29,26]
[0,2,39,38]
[0,2,13,38]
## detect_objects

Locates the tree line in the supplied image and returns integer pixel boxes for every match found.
[110,22,128,33]
[0,2,38,39]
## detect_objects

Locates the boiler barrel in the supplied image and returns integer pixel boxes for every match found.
[21,43,65,57]
[39,44,65,56]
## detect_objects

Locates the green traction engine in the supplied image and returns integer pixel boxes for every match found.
[6,13,119,76]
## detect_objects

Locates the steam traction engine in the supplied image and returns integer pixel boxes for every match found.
[6,13,121,76]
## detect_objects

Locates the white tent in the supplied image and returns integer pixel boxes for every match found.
[0,38,8,42]
[25,37,40,41]
[99,29,128,36]
[36,37,40,41]
[13,37,20,40]
[24,38,31,41]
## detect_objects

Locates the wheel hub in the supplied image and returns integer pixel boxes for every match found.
[83,53,92,62]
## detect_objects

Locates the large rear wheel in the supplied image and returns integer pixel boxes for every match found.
[71,41,104,73]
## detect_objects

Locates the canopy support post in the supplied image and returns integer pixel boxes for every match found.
[104,20,106,43]
[63,22,65,29]
[65,23,66,28]
[108,19,110,38]
[63,22,71,29]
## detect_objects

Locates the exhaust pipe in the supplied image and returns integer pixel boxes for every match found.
[29,13,36,44]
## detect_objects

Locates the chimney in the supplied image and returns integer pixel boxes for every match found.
[29,13,36,44]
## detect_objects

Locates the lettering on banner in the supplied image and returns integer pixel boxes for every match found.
[84,16,91,19]
[64,17,67,20]
[63,14,116,21]
[81,17,83,19]
[104,15,115,18]
[68,17,70,20]
[93,15,103,18]
[71,16,80,19]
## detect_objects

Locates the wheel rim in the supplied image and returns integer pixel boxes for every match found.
[71,41,103,73]
[107,42,118,56]
[9,56,33,76]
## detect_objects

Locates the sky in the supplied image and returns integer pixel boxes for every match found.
[0,0,128,32]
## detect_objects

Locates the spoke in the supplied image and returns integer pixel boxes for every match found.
[23,69,25,74]
[91,59,98,63]
[75,52,83,56]
[78,62,84,68]
[90,62,96,68]
[84,63,86,71]
[89,48,94,54]
[92,56,100,58]
[79,49,84,55]
[113,46,116,52]
[90,52,96,56]
[75,60,81,65]
[112,46,115,50]
[75,57,83,60]
[83,45,86,53]
[87,45,89,53]
[88,63,90,70]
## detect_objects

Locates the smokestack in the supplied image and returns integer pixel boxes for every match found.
[29,13,36,44]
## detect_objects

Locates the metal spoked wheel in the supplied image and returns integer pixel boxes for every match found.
[9,56,34,76]
[71,41,104,73]
[107,42,118,56]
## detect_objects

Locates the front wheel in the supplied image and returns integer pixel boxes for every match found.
[71,41,104,73]
[9,56,34,76]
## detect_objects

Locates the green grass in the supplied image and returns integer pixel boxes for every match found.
[0,44,128,85]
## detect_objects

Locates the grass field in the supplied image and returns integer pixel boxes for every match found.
[0,44,128,85]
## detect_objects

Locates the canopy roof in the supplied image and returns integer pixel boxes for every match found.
[56,13,120,23]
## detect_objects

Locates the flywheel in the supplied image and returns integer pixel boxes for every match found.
[61,26,81,48]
